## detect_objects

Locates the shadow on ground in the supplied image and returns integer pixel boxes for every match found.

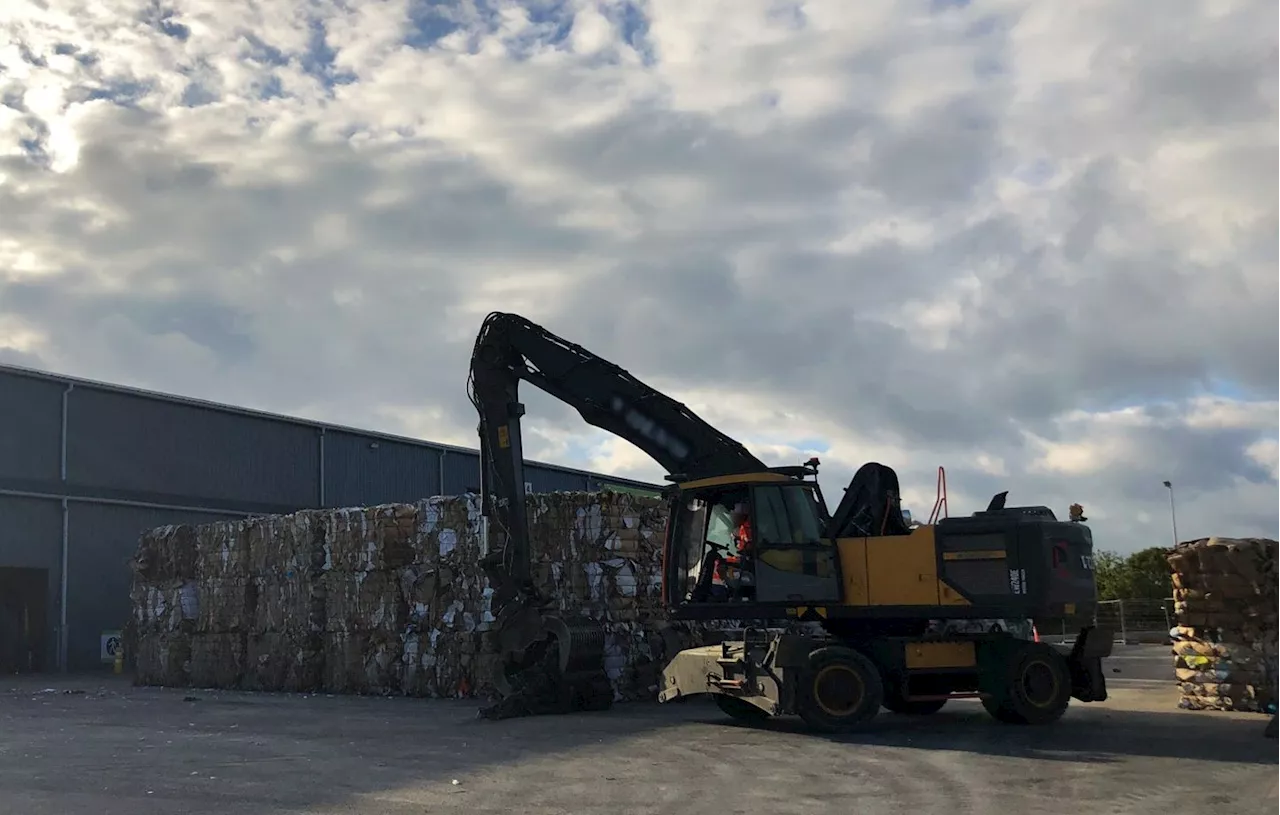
[702,697,1278,766]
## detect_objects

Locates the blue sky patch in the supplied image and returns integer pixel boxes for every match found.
[257,74,286,101]
[785,437,831,455]
[83,79,152,107]
[300,19,357,88]
[1204,378,1259,401]
[141,3,191,42]
[405,0,467,49]
[242,34,289,68]
[180,82,218,108]
[401,0,655,63]
[609,1,655,64]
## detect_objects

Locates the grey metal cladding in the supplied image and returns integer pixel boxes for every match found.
[0,495,61,573]
[440,450,482,496]
[66,388,319,507]
[439,451,592,496]
[65,502,241,671]
[0,372,64,480]
[525,465,591,493]
[323,430,441,508]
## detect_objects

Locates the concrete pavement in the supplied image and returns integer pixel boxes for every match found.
[1102,643,1177,683]
[0,674,1274,815]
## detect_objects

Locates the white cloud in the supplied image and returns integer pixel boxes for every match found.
[0,0,1276,555]
[1246,439,1279,481]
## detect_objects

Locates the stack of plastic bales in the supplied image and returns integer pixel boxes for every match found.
[1167,537,1278,714]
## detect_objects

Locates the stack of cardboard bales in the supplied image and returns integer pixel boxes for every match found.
[130,524,200,685]
[130,514,330,691]
[1167,537,1278,714]
[129,491,679,701]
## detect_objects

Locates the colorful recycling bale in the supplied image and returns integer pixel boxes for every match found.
[1167,537,1278,714]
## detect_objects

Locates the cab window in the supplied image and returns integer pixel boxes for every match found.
[672,497,708,596]
[706,504,734,547]
[752,485,826,545]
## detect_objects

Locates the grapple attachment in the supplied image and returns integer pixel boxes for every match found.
[478,607,614,720]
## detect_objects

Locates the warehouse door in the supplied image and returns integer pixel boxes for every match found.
[0,568,48,674]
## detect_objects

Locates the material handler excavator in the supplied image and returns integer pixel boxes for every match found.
[468,311,1113,731]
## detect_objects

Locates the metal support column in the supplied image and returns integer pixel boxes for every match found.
[438,449,447,499]
[58,382,73,673]
[318,428,326,507]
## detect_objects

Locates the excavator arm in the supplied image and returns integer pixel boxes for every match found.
[467,311,766,718]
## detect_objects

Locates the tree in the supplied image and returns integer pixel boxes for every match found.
[1092,547,1174,601]
[1093,551,1128,601]
[1124,547,1176,600]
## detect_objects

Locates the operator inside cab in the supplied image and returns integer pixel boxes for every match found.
[709,497,755,600]
[730,501,752,556]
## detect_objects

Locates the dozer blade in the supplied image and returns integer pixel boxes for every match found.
[478,610,614,720]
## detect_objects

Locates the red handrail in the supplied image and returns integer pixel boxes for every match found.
[929,466,948,525]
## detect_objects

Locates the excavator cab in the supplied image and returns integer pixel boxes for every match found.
[663,472,842,616]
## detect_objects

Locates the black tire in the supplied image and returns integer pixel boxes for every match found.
[715,694,770,724]
[982,641,1072,725]
[796,646,884,733]
[883,690,948,716]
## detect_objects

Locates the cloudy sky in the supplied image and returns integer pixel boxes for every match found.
[1,0,1276,554]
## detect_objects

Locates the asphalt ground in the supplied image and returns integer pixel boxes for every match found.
[1101,642,1181,681]
[0,672,1274,815]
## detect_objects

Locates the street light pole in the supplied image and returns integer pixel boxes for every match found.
[1162,480,1179,547]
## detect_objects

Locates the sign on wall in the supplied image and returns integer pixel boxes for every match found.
[100,630,122,663]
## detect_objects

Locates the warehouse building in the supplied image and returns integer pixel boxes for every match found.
[0,363,661,675]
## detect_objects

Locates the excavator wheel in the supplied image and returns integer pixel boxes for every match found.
[981,640,1072,725]
[714,694,771,725]
[795,646,884,733]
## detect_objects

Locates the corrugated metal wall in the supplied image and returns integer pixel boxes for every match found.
[67,388,320,511]
[322,430,441,508]
[0,365,661,672]
[437,450,594,497]
[0,374,63,482]
[439,450,479,496]
[526,465,592,493]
